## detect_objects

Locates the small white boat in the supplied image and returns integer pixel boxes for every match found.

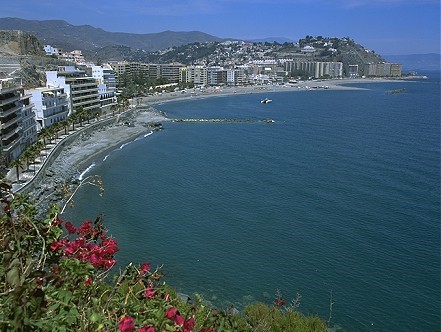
[261,98,272,104]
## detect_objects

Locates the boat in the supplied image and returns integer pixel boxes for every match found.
[260,98,272,104]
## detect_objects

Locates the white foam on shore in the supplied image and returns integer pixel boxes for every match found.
[82,131,155,177]
[79,162,96,181]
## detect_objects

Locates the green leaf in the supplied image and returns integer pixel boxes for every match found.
[6,266,20,287]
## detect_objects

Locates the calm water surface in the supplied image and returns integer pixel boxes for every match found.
[66,75,440,331]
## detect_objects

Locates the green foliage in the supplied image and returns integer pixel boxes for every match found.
[0,184,327,331]
[245,302,326,332]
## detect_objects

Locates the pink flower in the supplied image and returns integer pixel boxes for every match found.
[50,241,63,251]
[183,317,195,332]
[144,285,156,299]
[140,262,150,275]
[77,220,93,235]
[165,307,184,326]
[64,221,76,234]
[137,327,156,332]
[118,315,135,332]
[174,314,184,326]
[165,307,178,319]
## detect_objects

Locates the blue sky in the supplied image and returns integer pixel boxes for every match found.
[1,0,440,55]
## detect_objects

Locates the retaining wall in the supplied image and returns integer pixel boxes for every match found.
[18,117,116,195]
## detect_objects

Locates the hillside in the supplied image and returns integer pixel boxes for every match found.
[0,17,224,53]
[0,30,74,87]
[0,29,44,56]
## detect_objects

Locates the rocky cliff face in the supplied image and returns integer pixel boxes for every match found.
[0,30,71,88]
[0,30,45,56]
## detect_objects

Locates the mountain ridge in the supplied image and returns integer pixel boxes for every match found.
[0,17,225,52]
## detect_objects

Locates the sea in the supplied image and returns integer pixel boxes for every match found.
[65,73,440,332]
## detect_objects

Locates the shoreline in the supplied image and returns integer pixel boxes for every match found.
[140,76,415,105]
[10,77,415,209]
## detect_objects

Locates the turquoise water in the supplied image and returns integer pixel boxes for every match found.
[66,75,440,331]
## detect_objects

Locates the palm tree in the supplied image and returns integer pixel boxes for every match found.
[30,146,40,174]
[38,127,50,147]
[51,122,62,141]
[10,158,23,183]
[69,113,78,131]
[22,149,33,172]
[60,119,70,136]
[46,126,56,145]
[34,141,45,162]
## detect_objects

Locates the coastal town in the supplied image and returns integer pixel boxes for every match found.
[0,1,439,329]
[0,30,404,194]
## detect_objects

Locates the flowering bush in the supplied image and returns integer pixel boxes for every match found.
[0,186,326,331]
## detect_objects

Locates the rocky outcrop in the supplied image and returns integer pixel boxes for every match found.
[0,30,45,56]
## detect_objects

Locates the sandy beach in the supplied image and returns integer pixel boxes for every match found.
[9,77,410,207]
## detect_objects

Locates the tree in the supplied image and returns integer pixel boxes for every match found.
[38,127,50,147]
[60,119,70,135]
[22,148,33,171]
[76,107,86,127]
[34,141,45,163]
[10,157,23,183]
[68,113,78,131]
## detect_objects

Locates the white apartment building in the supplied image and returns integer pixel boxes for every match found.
[29,87,69,130]
[46,66,100,116]
[91,65,117,111]
[226,69,246,86]
[59,50,85,64]
[44,45,63,56]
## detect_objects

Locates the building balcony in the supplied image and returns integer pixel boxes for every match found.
[71,90,99,99]
[2,134,21,152]
[83,104,101,112]
[74,99,101,108]
[70,81,98,89]
[2,125,21,141]
[22,103,33,112]
[44,111,69,121]
[72,96,100,108]
[0,94,20,107]
[21,93,32,101]
[42,101,68,112]
[0,104,21,118]
[2,115,21,129]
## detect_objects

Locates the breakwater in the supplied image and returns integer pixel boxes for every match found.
[171,118,275,123]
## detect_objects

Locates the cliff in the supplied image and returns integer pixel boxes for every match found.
[0,30,45,56]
